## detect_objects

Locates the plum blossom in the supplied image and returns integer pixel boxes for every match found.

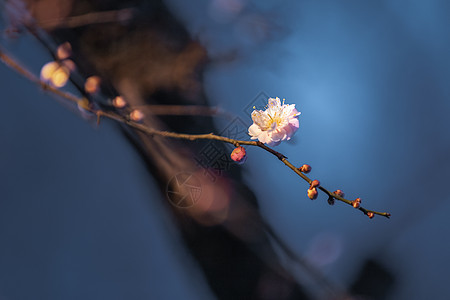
[248,97,300,146]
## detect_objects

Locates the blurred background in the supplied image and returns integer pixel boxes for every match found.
[1,0,449,299]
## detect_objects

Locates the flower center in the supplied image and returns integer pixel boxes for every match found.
[266,112,282,130]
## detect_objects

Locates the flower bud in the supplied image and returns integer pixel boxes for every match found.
[61,59,76,72]
[130,109,145,122]
[40,61,59,81]
[230,146,247,164]
[367,212,374,219]
[307,187,318,200]
[112,96,127,108]
[84,76,101,94]
[352,198,361,209]
[327,196,335,206]
[334,189,344,198]
[56,42,72,60]
[51,66,70,88]
[310,179,320,188]
[299,164,311,173]
[77,98,91,111]
[77,98,96,119]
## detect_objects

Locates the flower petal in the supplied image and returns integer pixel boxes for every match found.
[248,123,262,137]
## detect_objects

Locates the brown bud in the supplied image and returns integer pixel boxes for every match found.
[307,187,318,200]
[112,96,127,108]
[327,197,335,206]
[61,59,76,72]
[56,42,72,60]
[130,109,144,122]
[84,76,101,94]
[77,98,91,111]
[367,212,375,219]
[352,197,361,208]
[334,189,344,197]
[299,164,311,173]
[310,179,320,188]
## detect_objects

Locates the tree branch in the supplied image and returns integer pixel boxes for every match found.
[0,46,390,219]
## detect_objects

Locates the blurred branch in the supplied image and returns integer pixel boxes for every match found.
[135,104,233,119]
[0,46,391,219]
[38,8,134,29]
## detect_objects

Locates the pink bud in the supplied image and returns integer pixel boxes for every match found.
[56,42,72,60]
[307,187,318,200]
[230,146,247,164]
[352,198,361,209]
[61,59,76,72]
[334,189,344,197]
[367,212,374,219]
[310,179,320,188]
[112,96,127,108]
[299,164,311,173]
[84,76,101,94]
[130,109,144,122]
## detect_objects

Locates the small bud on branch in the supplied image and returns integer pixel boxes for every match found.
[231,146,247,164]
[307,188,318,200]
[299,164,311,173]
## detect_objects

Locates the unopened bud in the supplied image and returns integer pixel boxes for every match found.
[112,96,127,108]
[310,179,320,188]
[130,109,144,122]
[299,164,311,173]
[61,59,76,72]
[230,146,247,164]
[307,187,318,200]
[334,189,344,197]
[352,198,361,209]
[367,212,374,219]
[84,76,101,94]
[327,196,335,206]
[77,98,91,111]
[51,66,70,88]
[40,61,59,81]
[77,98,96,119]
[56,42,72,60]
[40,61,71,88]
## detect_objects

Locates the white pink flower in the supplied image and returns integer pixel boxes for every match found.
[248,97,300,146]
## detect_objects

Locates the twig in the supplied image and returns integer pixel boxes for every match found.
[0,46,390,219]
[135,104,233,119]
[38,8,134,29]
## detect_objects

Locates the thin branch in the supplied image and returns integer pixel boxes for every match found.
[135,104,233,119]
[38,8,134,29]
[0,46,391,219]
